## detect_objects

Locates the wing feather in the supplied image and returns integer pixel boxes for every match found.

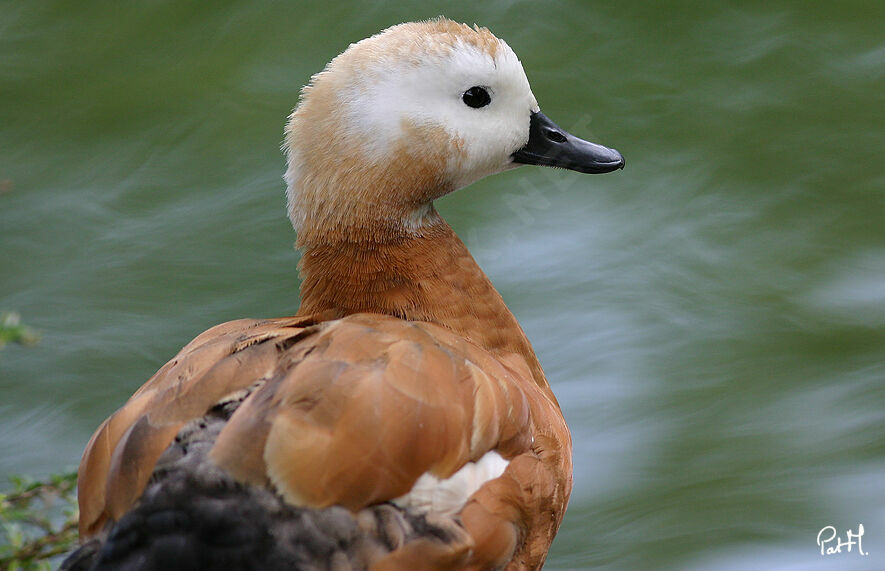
[77,316,310,535]
[77,312,560,570]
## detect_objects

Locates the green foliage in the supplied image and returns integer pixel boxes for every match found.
[0,312,41,349]
[0,471,79,569]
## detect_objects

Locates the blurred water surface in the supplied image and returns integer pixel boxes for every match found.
[1,1,883,569]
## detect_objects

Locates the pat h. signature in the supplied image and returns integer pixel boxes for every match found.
[817,524,868,556]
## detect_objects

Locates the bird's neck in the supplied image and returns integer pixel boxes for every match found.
[295,218,549,391]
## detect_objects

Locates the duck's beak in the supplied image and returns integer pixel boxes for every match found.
[512,111,625,174]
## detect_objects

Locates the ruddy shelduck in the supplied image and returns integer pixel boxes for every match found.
[63,18,624,571]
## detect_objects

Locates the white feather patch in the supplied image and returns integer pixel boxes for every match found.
[392,451,509,515]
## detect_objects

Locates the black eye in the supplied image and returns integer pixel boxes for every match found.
[462,86,491,109]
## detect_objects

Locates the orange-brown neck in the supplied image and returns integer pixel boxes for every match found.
[295,219,549,392]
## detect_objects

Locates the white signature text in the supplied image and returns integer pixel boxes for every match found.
[817,524,868,556]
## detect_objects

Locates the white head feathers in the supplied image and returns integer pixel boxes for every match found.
[284,18,539,241]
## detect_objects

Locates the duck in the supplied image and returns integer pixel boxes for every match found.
[62,17,624,571]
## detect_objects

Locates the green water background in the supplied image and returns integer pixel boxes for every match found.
[2,1,884,568]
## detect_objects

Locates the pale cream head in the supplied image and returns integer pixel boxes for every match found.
[284,18,539,244]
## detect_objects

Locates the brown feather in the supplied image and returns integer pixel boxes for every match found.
[74,18,579,570]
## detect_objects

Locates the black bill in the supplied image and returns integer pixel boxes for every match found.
[512,111,625,174]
